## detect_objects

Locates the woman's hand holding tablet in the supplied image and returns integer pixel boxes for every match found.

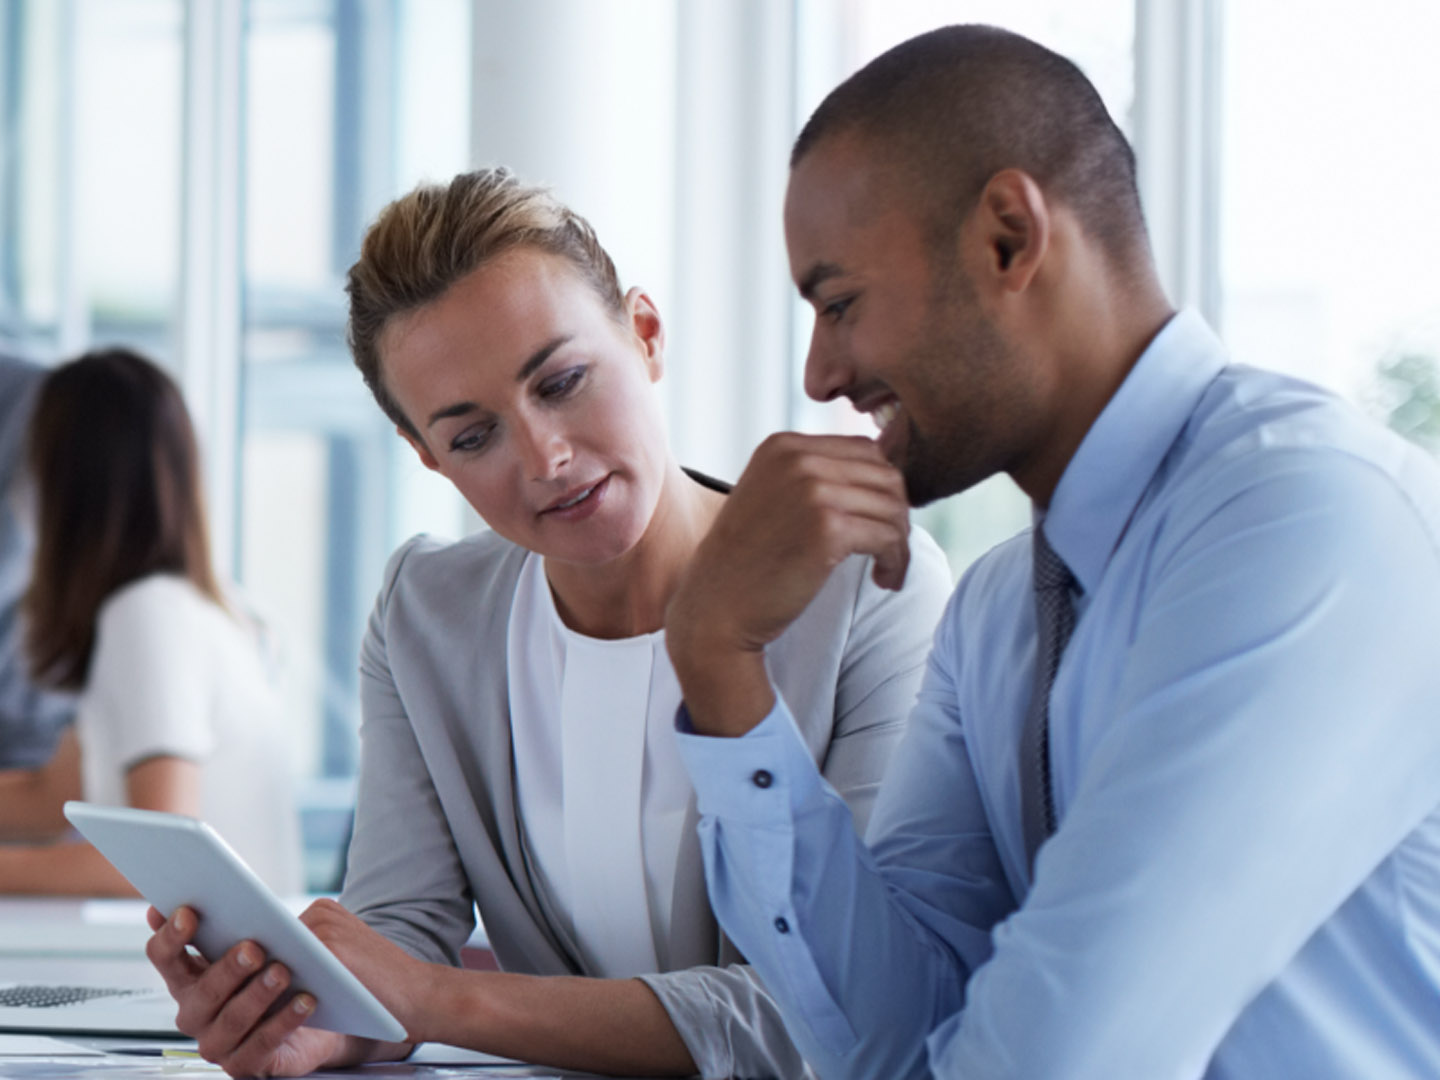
[64,802,413,1077]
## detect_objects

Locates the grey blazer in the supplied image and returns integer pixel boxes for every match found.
[341,525,951,1079]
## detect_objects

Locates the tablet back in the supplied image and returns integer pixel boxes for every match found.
[63,802,406,1042]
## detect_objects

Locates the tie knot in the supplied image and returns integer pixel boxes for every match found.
[1032,527,1076,594]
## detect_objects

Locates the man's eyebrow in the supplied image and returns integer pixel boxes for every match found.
[797,262,845,302]
[516,335,573,381]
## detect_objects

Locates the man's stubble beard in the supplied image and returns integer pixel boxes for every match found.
[896,296,1018,509]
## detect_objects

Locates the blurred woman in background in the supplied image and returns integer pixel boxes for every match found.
[0,348,302,896]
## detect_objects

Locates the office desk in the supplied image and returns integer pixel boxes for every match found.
[0,1037,602,1078]
[0,899,612,1079]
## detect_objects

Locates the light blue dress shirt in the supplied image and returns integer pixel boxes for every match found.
[676,311,1440,1079]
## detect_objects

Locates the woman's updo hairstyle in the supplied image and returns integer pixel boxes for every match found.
[346,167,625,438]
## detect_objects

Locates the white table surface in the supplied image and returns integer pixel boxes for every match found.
[0,898,602,1078]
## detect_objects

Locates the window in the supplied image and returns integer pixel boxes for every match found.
[0,0,184,360]
[237,0,472,887]
[0,0,471,889]
[1218,0,1440,454]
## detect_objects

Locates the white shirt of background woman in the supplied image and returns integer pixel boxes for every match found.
[75,574,304,895]
[507,552,711,978]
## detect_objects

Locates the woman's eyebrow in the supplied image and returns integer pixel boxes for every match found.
[515,335,573,381]
[427,400,480,429]
[425,334,577,429]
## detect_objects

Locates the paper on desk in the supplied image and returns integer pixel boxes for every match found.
[0,1034,104,1056]
[406,1042,528,1065]
[0,1056,221,1078]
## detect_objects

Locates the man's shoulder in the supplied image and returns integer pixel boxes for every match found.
[1165,363,1440,520]
[952,529,1032,604]
[1127,364,1440,588]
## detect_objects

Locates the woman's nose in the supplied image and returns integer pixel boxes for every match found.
[516,415,573,481]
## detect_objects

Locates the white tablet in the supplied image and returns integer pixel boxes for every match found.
[63,801,407,1043]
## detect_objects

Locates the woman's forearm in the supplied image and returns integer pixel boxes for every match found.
[0,839,138,896]
[414,967,696,1077]
[0,728,80,840]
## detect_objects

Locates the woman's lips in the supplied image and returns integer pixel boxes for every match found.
[540,474,611,520]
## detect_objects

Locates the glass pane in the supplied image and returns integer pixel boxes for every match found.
[1220,0,1440,457]
[236,0,472,881]
[245,2,336,298]
[0,0,63,342]
[0,0,182,356]
[793,1,1135,576]
[76,0,183,354]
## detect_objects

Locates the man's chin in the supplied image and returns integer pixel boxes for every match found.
[903,474,947,508]
[902,454,989,508]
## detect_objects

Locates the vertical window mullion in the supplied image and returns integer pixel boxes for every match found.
[178,0,245,577]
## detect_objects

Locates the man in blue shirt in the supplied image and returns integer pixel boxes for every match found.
[0,354,73,770]
[665,24,1440,1079]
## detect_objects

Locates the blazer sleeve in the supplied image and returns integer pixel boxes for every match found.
[340,536,478,968]
[638,528,953,1080]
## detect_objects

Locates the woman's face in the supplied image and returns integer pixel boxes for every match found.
[379,247,672,568]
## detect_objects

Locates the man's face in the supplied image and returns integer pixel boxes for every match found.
[785,134,1032,506]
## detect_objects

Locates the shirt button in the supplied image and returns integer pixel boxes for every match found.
[774,917,790,934]
[752,769,773,789]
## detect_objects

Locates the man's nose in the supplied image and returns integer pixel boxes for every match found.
[802,328,851,404]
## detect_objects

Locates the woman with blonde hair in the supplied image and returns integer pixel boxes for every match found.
[145,169,950,1078]
[0,348,302,896]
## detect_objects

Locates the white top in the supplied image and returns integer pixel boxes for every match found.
[76,574,304,895]
[507,552,709,978]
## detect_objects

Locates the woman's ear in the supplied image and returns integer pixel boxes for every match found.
[625,287,666,382]
[399,426,440,472]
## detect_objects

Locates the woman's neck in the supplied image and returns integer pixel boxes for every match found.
[543,464,725,640]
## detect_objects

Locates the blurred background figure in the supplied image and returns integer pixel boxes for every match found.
[0,348,302,896]
[0,355,75,779]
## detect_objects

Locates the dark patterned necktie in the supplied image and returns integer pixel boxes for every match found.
[1020,526,1078,874]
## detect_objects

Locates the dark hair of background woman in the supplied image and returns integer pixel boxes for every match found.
[23,347,222,690]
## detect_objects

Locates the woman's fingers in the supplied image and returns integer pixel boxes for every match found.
[191,959,303,1066]
[144,906,208,993]
[174,941,278,1036]
[144,905,328,1078]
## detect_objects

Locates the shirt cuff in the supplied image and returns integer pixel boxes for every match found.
[674,699,824,826]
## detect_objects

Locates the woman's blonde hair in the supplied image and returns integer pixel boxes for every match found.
[346,167,625,438]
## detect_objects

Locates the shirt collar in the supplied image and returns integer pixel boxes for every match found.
[1039,310,1228,594]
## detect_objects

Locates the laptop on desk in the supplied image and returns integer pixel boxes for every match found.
[0,957,182,1038]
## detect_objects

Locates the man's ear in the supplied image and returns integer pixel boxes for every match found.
[625,286,666,382]
[400,425,441,472]
[972,168,1050,294]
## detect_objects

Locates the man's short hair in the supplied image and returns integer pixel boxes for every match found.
[793,24,1148,267]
